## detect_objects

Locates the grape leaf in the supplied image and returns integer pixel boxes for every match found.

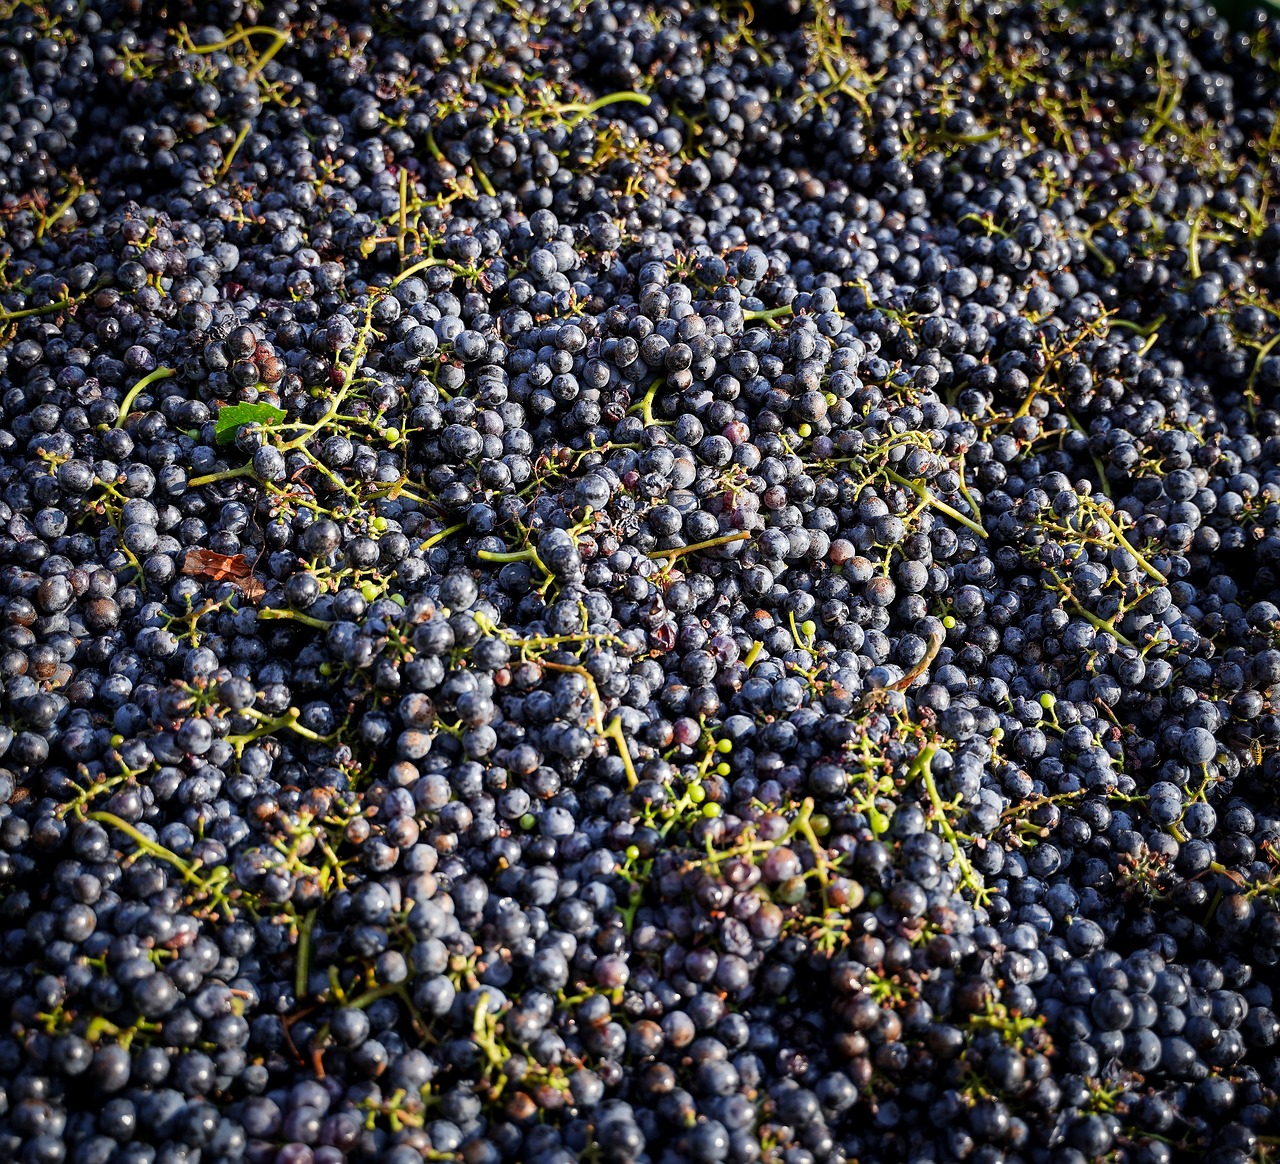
[1215,0,1280,28]
[214,401,287,445]
[181,549,266,601]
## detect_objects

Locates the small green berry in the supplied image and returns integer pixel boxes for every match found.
[776,875,805,903]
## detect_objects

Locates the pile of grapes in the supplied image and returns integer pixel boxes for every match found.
[1,0,1280,1161]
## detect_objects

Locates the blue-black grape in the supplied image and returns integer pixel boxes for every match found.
[1,1,1280,1163]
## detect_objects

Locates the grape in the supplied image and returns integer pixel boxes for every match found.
[3,2,1280,1162]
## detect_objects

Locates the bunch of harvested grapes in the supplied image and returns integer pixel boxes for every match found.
[2,0,1280,1161]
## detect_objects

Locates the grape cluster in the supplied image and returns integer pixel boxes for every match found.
[1,0,1280,1162]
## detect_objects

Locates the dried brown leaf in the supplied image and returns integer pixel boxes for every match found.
[182,549,266,602]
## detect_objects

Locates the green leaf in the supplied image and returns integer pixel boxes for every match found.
[215,402,287,445]
[1216,0,1280,29]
